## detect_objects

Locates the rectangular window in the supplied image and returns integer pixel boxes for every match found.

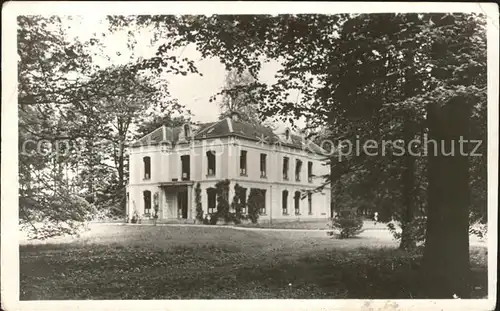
[207,188,216,214]
[240,150,247,176]
[207,151,216,176]
[283,157,289,180]
[260,189,267,215]
[181,155,190,181]
[143,190,152,215]
[295,159,303,182]
[294,191,300,215]
[282,190,288,215]
[308,161,313,182]
[308,193,312,215]
[260,153,267,178]
[143,156,151,180]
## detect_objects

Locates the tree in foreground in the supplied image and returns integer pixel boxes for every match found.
[109,13,487,297]
[18,15,195,238]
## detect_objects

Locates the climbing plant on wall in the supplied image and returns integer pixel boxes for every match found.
[247,188,265,224]
[206,180,249,225]
[210,179,231,225]
[194,183,203,223]
[231,183,245,224]
[152,192,159,225]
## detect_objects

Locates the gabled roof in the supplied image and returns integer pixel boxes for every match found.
[130,117,326,155]
[193,120,230,139]
[231,120,280,143]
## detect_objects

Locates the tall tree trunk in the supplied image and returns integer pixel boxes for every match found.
[399,67,418,250]
[117,139,126,216]
[87,140,95,204]
[422,96,471,298]
[330,156,344,217]
[116,118,130,217]
[400,120,416,250]
[330,157,336,218]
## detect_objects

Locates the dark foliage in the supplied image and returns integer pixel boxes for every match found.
[247,188,265,224]
[330,210,364,239]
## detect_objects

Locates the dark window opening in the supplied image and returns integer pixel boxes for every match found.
[143,156,151,179]
[240,150,247,176]
[294,191,301,215]
[283,157,289,180]
[207,151,216,176]
[177,190,188,219]
[143,190,151,215]
[282,190,288,215]
[260,154,267,178]
[184,124,191,139]
[181,155,190,180]
[207,188,216,214]
[259,189,267,215]
[295,159,303,182]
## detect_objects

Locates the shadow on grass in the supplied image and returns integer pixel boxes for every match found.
[20,242,487,300]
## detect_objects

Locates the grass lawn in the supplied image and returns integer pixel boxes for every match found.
[20,224,487,300]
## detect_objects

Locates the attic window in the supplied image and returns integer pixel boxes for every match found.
[285,128,290,141]
[183,124,191,139]
[230,111,240,121]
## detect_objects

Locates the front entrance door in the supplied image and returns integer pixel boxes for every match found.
[177,190,188,219]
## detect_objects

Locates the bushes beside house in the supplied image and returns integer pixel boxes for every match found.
[247,188,265,224]
[127,181,268,226]
[205,181,263,225]
[207,180,245,225]
[231,184,245,224]
[329,209,364,239]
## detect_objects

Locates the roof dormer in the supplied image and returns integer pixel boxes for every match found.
[229,111,240,122]
[284,127,291,142]
[179,123,192,142]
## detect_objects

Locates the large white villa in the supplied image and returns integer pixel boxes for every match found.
[126,112,331,223]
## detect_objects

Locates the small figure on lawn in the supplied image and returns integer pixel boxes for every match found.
[374,211,379,225]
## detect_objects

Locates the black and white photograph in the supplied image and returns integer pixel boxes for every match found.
[1,2,498,311]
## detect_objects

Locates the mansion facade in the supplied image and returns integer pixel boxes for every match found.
[126,112,331,223]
